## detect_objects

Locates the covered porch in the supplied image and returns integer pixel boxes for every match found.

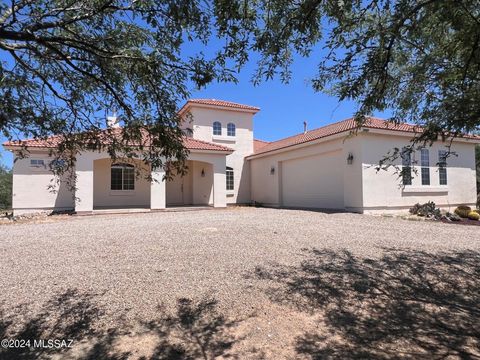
[74,150,229,214]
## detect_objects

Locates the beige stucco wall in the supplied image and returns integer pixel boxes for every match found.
[250,131,478,214]
[11,151,75,215]
[360,132,478,213]
[249,136,350,209]
[7,144,227,214]
[183,106,255,204]
[166,160,214,206]
[93,158,151,208]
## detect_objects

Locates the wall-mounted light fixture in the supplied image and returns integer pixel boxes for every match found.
[270,166,275,175]
[347,153,354,165]
[201,168,205,177]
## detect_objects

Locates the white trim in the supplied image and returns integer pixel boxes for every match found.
[212,135,236,143]
[109,190,136,196]
[178,102,259,116]
[402,186,448,194]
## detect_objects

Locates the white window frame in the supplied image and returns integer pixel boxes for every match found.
[438,150,448,185]
[420,148,430,185]
[30,159,45,167]
[213,121,222,136]
[401,148,412,186]
[111,163,135,191]
[226,166,234,191]
[227,123,236,137]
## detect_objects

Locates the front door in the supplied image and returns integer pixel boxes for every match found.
[166,174,184,206]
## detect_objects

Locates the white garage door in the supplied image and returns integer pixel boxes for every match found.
[281,151,344,209]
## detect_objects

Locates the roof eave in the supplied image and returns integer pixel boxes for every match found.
[178,101,260,116]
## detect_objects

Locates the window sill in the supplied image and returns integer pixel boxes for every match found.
[212,135,236,143]
[109,190,136,196]
[402,186,448,194]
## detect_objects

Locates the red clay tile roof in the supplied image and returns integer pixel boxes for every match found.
[182,137,233,152]
[253,139,270,152]
[3,132,233,152]
[250,117,479,157]
[179,99,260,113]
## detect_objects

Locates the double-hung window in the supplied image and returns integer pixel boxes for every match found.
[438,150,448,185]
[401,148,412,186]
[420,149,430,185]
[111,163,135,190]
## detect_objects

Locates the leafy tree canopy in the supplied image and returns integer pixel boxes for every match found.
[1,0,479,175]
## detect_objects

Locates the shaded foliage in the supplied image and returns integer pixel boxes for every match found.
[0,163,12,210]
[1,0,479,179]
[0,290,242,360]
[253,248,480,359]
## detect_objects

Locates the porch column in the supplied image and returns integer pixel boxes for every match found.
[213,157,227,208]
[75,154,94,213]
[151,167,166,209]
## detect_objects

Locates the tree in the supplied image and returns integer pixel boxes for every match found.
[1,0,479,176]
[0,163,12,210]
[0,0,243,177]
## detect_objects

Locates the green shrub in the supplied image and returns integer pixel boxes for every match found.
[454,205,472,218]
[468,211,480,220]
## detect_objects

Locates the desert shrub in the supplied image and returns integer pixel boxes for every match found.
[467,211,480,221]
[409,202,441,219]
[454,205,472,218]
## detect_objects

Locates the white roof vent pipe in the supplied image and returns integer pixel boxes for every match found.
[107,110,120,128]
[303,121,307,134]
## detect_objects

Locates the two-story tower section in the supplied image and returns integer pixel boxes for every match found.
[178,99,260,204]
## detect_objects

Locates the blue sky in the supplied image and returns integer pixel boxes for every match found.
[0,45,392,169]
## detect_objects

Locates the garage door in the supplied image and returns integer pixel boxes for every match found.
[281,151,344,209]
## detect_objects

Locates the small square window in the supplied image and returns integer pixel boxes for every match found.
[30,159,45,167]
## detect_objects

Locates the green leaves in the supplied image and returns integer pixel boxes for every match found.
[0,0,479,181]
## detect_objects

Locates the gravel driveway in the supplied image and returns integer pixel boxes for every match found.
[0,208,479,359]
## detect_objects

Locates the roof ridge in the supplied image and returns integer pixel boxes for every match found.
[266,117,355,146]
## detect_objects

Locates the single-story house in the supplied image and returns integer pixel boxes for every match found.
[3,99,479,215]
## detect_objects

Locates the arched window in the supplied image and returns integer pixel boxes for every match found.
[227,123,236,136]
[111,163,135,190]
[226,167,234,190]
[213,121,222,136]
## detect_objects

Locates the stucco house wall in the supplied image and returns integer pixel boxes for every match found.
[181,105,255,204]
[250,130,478,213]
[11,151,75,215]
[4,99,479,216]
[93,158,151,208]
[360,131,478,213]
[249,136,349,209]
